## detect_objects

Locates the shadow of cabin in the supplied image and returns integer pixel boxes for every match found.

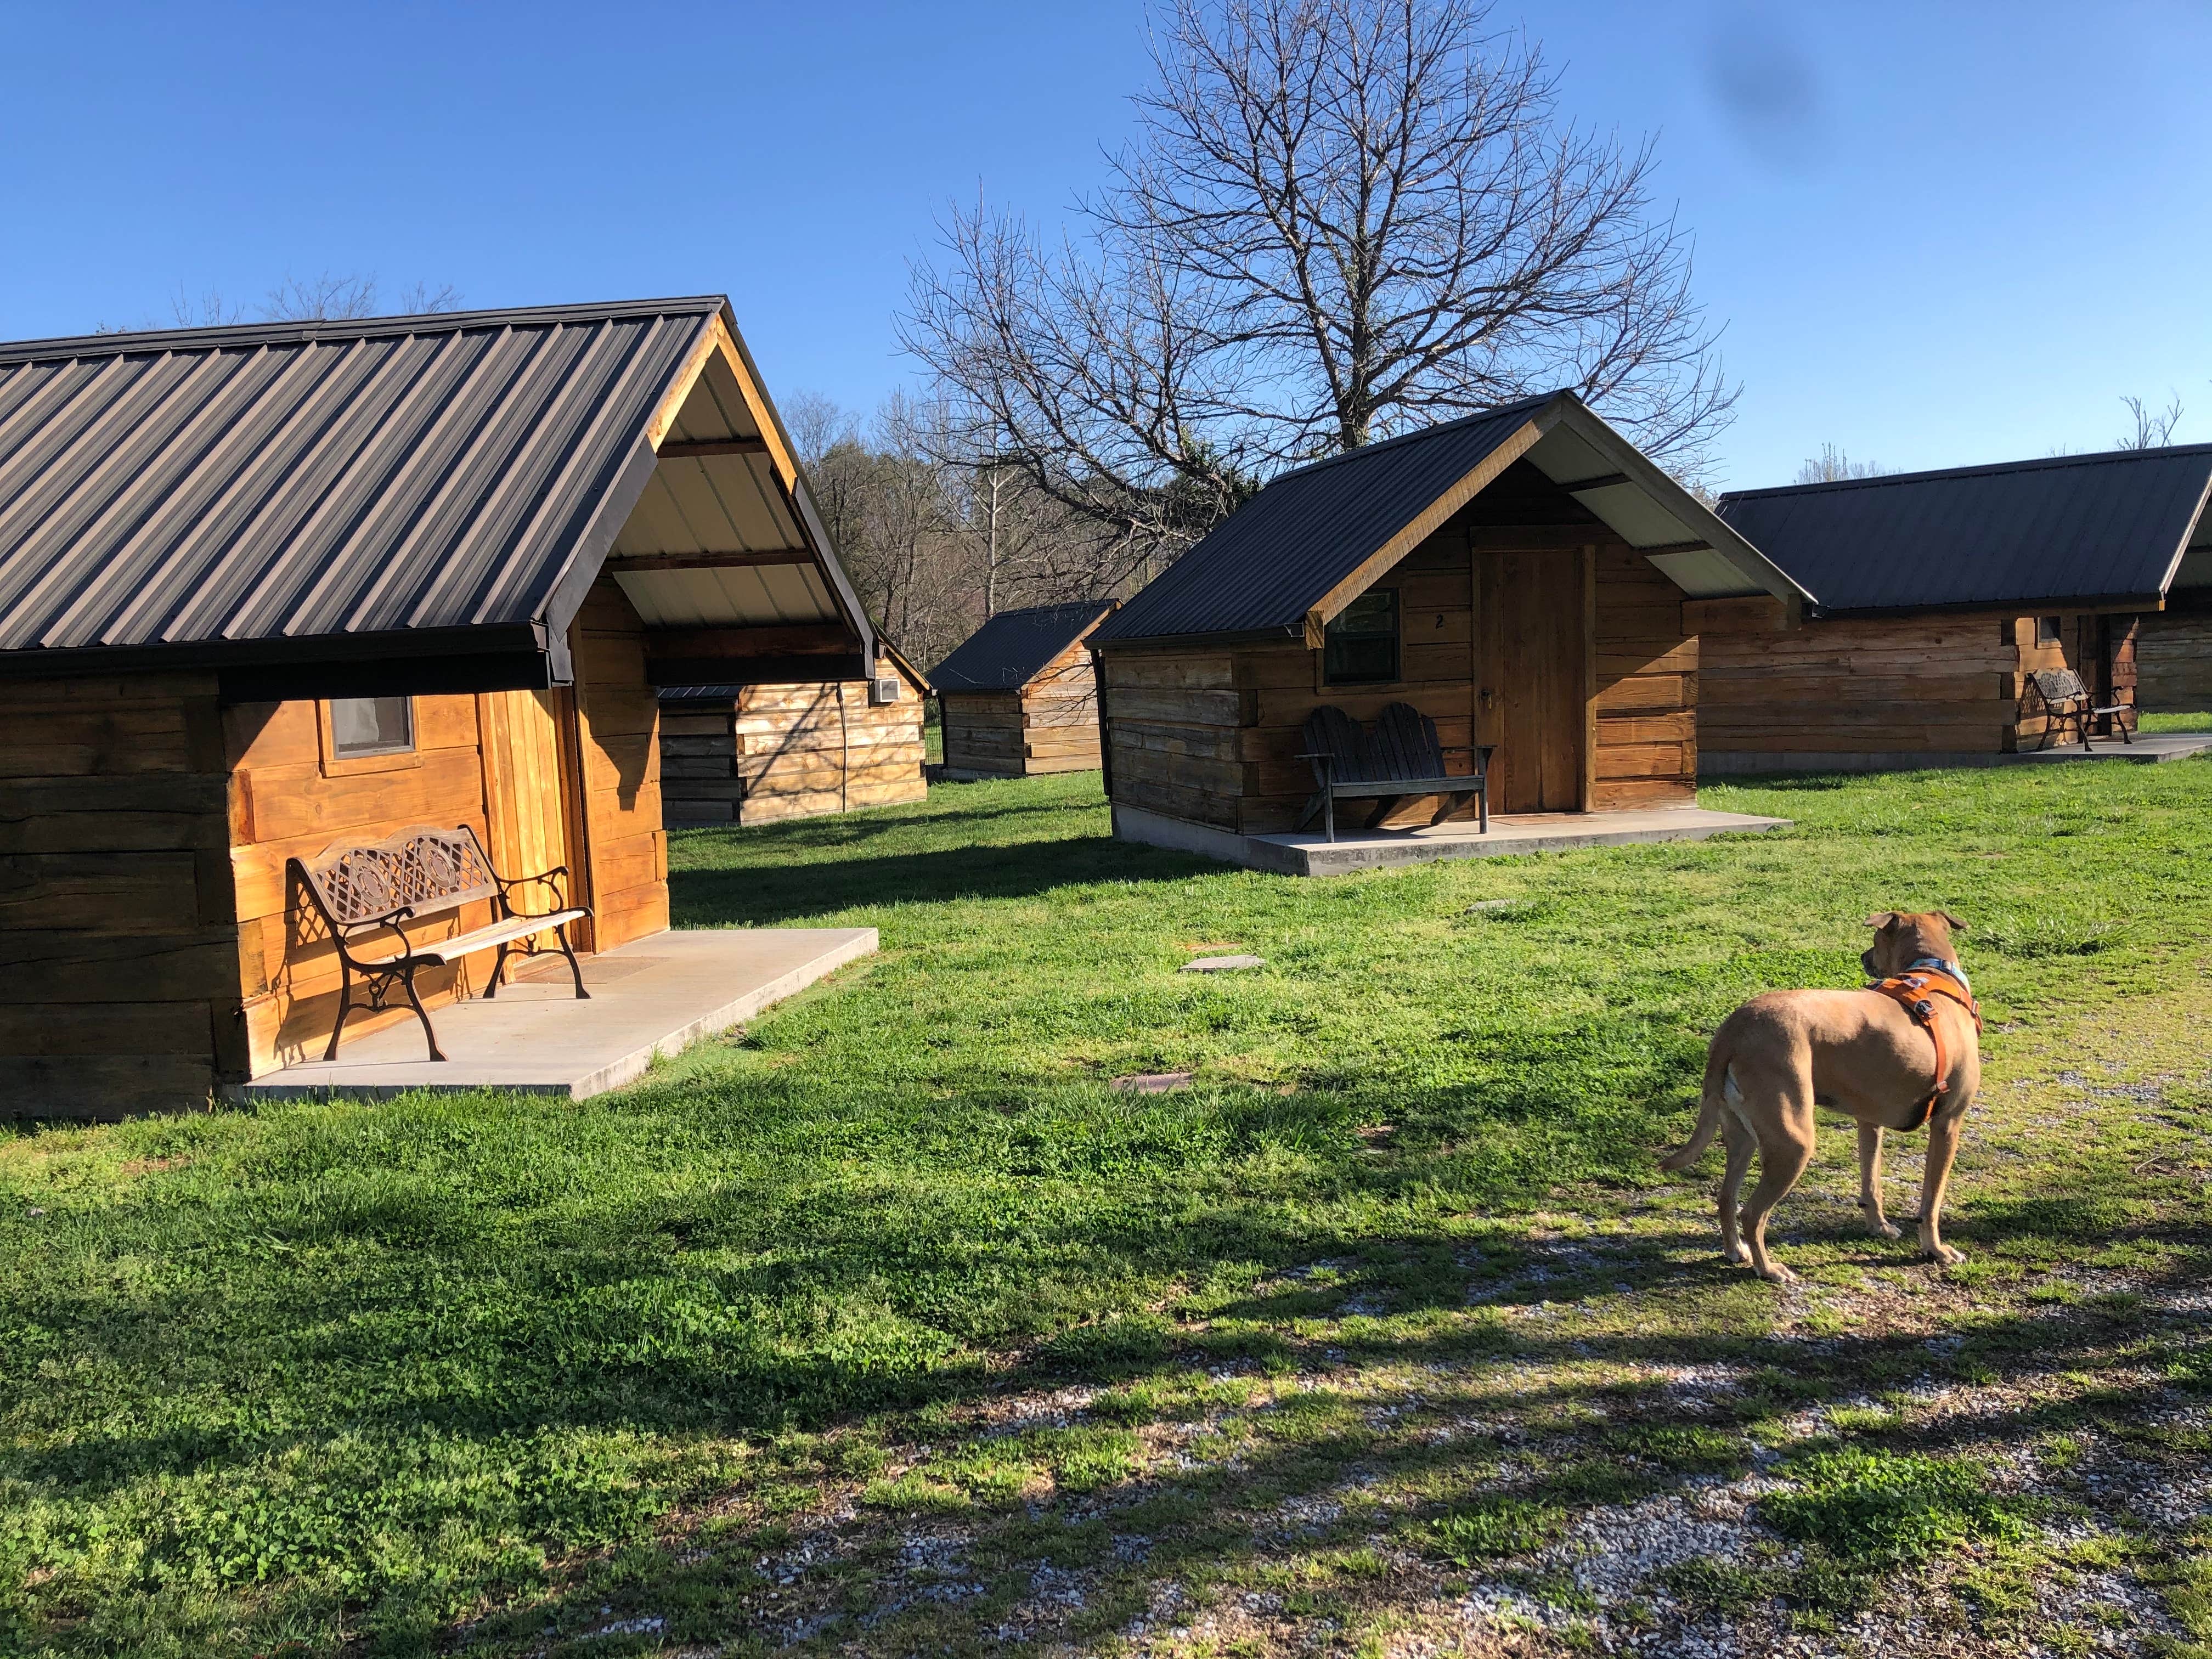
[1700,445,2212,771]
[1089,390,1812,847]
[0,297,906,1118]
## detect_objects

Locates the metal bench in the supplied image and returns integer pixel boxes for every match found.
[291,825,591,1062]
[2025,667,2133,751]
[1296,703,1493,842]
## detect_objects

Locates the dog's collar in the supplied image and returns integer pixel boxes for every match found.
[1904,956,1971,994]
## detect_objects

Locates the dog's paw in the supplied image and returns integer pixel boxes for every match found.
[1757,1263,1798,1285]
[1722,1243,1750,1265]
[1923,1244,1966,1267]
[1870,1220,1903,1240]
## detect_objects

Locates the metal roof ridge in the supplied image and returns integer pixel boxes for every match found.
[984,599,1118,621]
[1719,442,2212,504]
[1261,389,1566,485]
[0,296,731,366]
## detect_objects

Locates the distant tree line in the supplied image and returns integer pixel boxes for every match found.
[783,390,1152,670]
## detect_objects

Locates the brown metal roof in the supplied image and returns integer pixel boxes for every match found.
[1717,445,2212,616]
[930,601,1116,691]
[1095,391,1808,647]
[0,298,744,684]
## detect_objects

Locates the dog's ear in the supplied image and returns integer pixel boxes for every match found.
[1864,911,1898,930]
[1938,910,1968,933]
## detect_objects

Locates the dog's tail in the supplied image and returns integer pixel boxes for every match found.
[1658,1031,1734,1171]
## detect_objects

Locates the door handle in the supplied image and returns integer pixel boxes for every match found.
[1479,687,1496,710]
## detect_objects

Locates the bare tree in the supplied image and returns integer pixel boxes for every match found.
[2117,393,2183,450]
[263,272,462,321]
[1795,443,1900,484]
[170,286,247,327]
[783,390,861,466]
[901,0,1735,567]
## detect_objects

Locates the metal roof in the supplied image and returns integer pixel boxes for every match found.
[1094,390,1807,647]
[0,296,878,685]
[1716,445,2212,616]
[929,600,1116,691]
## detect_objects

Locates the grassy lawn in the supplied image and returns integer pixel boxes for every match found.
[5,760,2212,1656]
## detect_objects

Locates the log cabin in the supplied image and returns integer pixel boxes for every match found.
[1088,390,1811,849]
[0,296,898,1118]
[1702,445,2212,771]
[934,600,1116,777]
[658,644,930,826]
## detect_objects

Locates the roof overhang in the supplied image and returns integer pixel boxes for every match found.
[1297,392,1812,646]
[575,304,879,671]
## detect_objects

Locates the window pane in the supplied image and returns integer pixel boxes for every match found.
[1324,588,1399,684]
[330,697,414,758]
[2037,617,2062,645]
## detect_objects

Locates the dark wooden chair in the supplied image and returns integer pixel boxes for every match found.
[1296,703,1493,841]
[2025,667,2133,751]
[291,824,591,1062]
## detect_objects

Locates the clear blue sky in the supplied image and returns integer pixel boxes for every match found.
[3,1,2207,490]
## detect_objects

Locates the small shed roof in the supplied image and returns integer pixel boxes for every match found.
[1094,390,1807,648]
[0,297,877,691]
[930,600,1117,692]
[1716,446,2212,616]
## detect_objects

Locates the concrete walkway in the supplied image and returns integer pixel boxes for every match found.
[1114,803,1789,877]
[1702,732,2212,775]
[234,927,876,1102]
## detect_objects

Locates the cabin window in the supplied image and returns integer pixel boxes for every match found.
[328,696,415,758]
[2036,616,2063,646]
[1323,588,1400,684]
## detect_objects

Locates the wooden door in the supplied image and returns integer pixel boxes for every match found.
[478,689,579,947]
[1476,548,1588,814]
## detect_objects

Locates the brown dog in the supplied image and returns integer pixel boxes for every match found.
[1660,911,1980,1282]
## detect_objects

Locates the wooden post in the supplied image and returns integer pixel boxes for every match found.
[1580,544,1598,814]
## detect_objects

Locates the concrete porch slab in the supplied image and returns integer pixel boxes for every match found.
[232,927,877,1102]
[1701,733,2212,775]
[1114,802,1789,877]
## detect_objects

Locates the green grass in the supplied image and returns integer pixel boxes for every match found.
[2140,710,2212,733]
[5,760,2212,1655]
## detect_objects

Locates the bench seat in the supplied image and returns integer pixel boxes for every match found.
[348,907,590,969]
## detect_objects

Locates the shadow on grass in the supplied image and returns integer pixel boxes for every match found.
[673,836,1226,925]
[448,1242,2210,1656]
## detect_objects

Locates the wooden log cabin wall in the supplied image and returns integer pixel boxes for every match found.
[2135,600,2212,712]
[659,657,928,826]
[1,673,240,1118]
[1696,601,2143,769]
[939,651,1103,777]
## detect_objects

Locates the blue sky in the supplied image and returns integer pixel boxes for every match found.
[3,1,2207,489]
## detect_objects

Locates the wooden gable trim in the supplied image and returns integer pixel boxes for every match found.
[644,315,726,453]
[1301,419,1544,649]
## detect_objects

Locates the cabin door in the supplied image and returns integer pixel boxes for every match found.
[478,688,585,953]
[1476,548,1588,814]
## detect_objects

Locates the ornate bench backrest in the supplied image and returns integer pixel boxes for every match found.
[296,825,500,929]
[2030,667,2087,705]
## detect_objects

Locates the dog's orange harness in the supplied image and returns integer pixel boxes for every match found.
[1866,960,1982,1130]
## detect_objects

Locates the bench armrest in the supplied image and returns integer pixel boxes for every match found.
[335,906,418,964]
[495,864,575,913]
